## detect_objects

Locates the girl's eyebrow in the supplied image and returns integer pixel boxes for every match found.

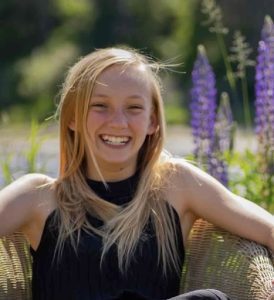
[92,93,110,98]
[127,95,146,100]
[92,93,145,100]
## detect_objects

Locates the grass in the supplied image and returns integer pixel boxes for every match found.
[0,119,50,186]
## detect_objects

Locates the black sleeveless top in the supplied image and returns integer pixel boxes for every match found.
[30,173,185,300]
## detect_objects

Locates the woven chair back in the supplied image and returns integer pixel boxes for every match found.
[181,219,274,300]
[0,232,32,300]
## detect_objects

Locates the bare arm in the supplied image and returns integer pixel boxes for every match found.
[173,159,274,251]
[0,173,53,237]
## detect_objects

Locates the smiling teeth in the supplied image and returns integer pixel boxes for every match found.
[101,135,130,145]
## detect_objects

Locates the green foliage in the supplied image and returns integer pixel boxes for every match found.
[0,120,46,186]
[229,31,255,128]
[225,149,273,212]
[24,120,46,173]
[1,0,200,122]
[2,106,29,124]
[17,42,79,99]
[2,0,274,124]
[201,0,236,90]
[201,0,228,34]
[229,31,255,79]
[53,0,93,19]
[0,154,13,186]
[187,147,273,213]
[226,150,261,198]
[16,42,79,119]
[50,0,95,43]
[165,103,188,125]
[152,0,199,60]
[195,2,274,211]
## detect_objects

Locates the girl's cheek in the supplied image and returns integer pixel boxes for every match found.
[88,111,107,122]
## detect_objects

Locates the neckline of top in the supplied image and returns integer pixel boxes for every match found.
[86,171,140,201]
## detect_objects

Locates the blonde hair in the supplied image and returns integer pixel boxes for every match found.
[53,46,181,275]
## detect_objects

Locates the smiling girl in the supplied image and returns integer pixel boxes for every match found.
[0,47,273,300]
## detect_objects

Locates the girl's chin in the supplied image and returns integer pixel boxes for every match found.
[95,155,137,169]
[100,158,134,166]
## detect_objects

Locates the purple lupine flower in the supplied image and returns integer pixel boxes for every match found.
[255,16,274,157]
[190,45,217,163]
[255,15,274,204]
[208,155,228,186]
[208,93,234,187]
[261,15,274,44]
[191,46,232,186]
[214,92,234,154]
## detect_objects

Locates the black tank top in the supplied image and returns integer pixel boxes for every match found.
[30,173,185,300]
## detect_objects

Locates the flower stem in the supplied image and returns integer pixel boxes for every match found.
[241,72,252,129]
[216,32,236,90]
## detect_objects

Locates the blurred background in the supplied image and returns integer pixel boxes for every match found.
[1,0,274,126]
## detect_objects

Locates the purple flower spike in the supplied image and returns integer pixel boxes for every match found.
[261,15,274,44]
[255,16,274,153]
[208,92,234,186]
[191,45,217,162]
[255,15,274,203]
[208,155,228,187]
[214,92,234,154]
[191,46,231,186]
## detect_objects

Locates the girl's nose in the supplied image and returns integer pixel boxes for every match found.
[109,110,128,128]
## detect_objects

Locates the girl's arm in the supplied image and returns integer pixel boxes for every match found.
[0,173,52,238]
[173,159,274,251]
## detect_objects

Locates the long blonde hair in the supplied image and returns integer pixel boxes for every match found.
[53,47,181,275]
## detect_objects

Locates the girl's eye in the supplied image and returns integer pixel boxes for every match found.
[89,103,107,111]
[128,105,143,111]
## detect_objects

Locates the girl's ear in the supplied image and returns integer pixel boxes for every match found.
[147,112,158,135]
[69,120,75,131]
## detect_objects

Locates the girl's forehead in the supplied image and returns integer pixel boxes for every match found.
[99,63,148,79]
[94,64,152,92]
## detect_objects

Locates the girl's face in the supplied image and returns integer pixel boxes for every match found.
[85,64,157,180]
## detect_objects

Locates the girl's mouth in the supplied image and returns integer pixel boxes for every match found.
[100,134,131,146]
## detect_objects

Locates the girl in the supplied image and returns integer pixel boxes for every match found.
[0,47,273,300]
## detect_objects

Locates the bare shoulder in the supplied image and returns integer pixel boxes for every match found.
[0,173,55,200]
[165,157,233,218]
[161,156,228,213]
[160,158,199,209]
[9,173,54,188]
[0,173,56,237]
[162,157,200,184]
[161,158,204,242]
[165,157,220,188]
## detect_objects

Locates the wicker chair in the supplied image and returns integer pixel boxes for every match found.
[181,219,274,300]
[0,220,273,300]
[0,232,32,300]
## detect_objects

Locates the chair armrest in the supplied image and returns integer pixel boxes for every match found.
[0,232,32,300]
[180,219,274,300]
